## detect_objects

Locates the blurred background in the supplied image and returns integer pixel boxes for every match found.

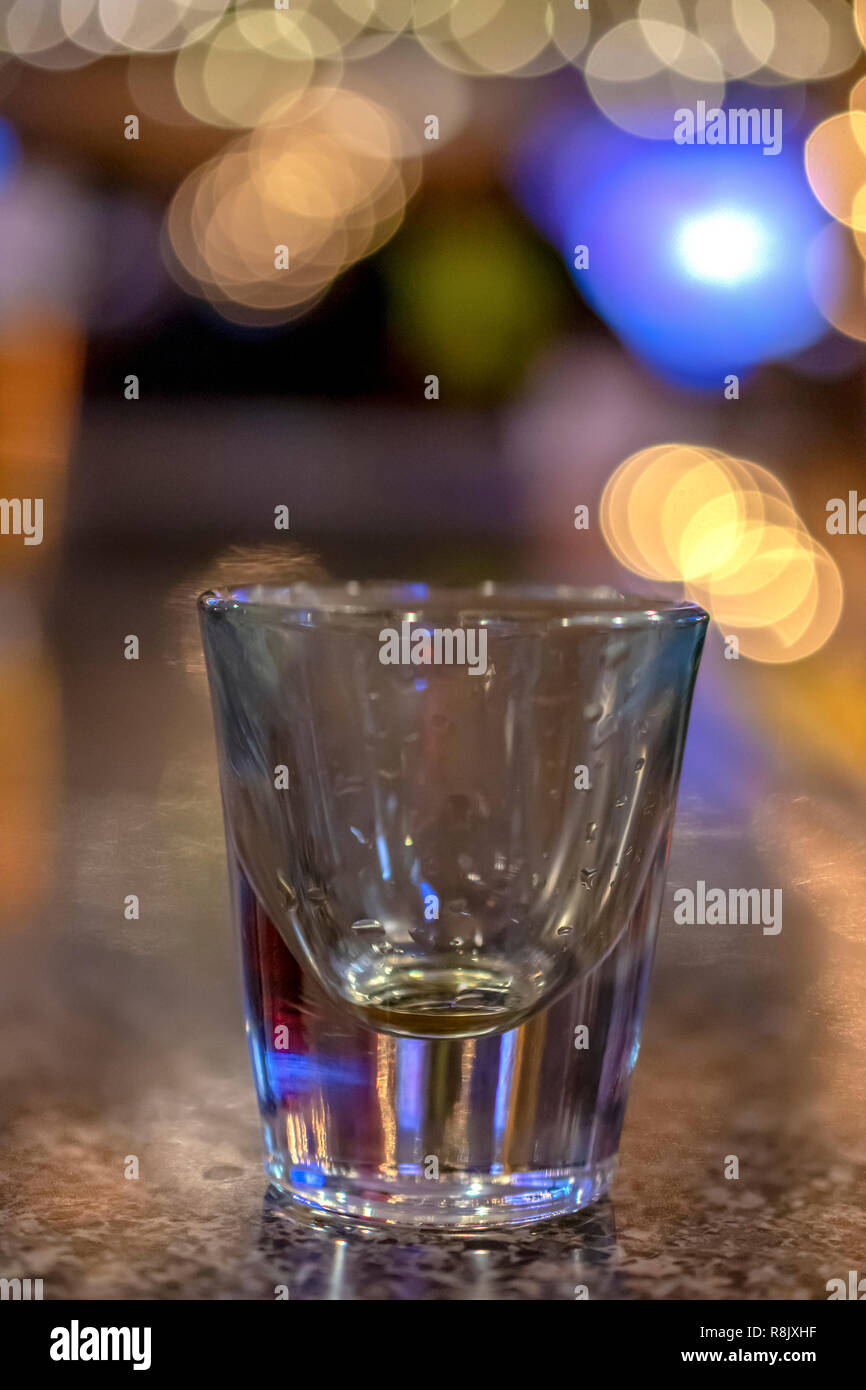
[2,0,866,1298]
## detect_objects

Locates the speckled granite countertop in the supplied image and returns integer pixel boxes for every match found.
[1,569,863,1300]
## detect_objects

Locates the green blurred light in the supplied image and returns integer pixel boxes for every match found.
[382,205,566,400]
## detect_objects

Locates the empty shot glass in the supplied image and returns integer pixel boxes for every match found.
[199,583,708,1228]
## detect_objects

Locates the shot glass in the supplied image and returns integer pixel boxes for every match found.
[199,582,707,1229]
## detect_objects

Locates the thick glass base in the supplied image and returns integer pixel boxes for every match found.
[235,851,662,1233]
[266,1158,617,1231]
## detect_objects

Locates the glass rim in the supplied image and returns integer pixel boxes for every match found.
[198,582,708,630]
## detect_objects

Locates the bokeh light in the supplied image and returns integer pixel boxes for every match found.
[676,208,766,285]
[99,0,230,54]
[805,112,866,232]
[163,85,419,325]
[514,102,830,388]
[173,9,334,130]
[0,0,231,63]
[758,0,859,84]
[694,0,776,80]
[414,0,568,79]
[806,220,866,343]
[585,18,725,142]
[600,443,843,663]
[381,202,565,398]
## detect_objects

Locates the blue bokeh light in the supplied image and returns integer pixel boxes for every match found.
[676,209,767,285]
[513,95,832,389]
